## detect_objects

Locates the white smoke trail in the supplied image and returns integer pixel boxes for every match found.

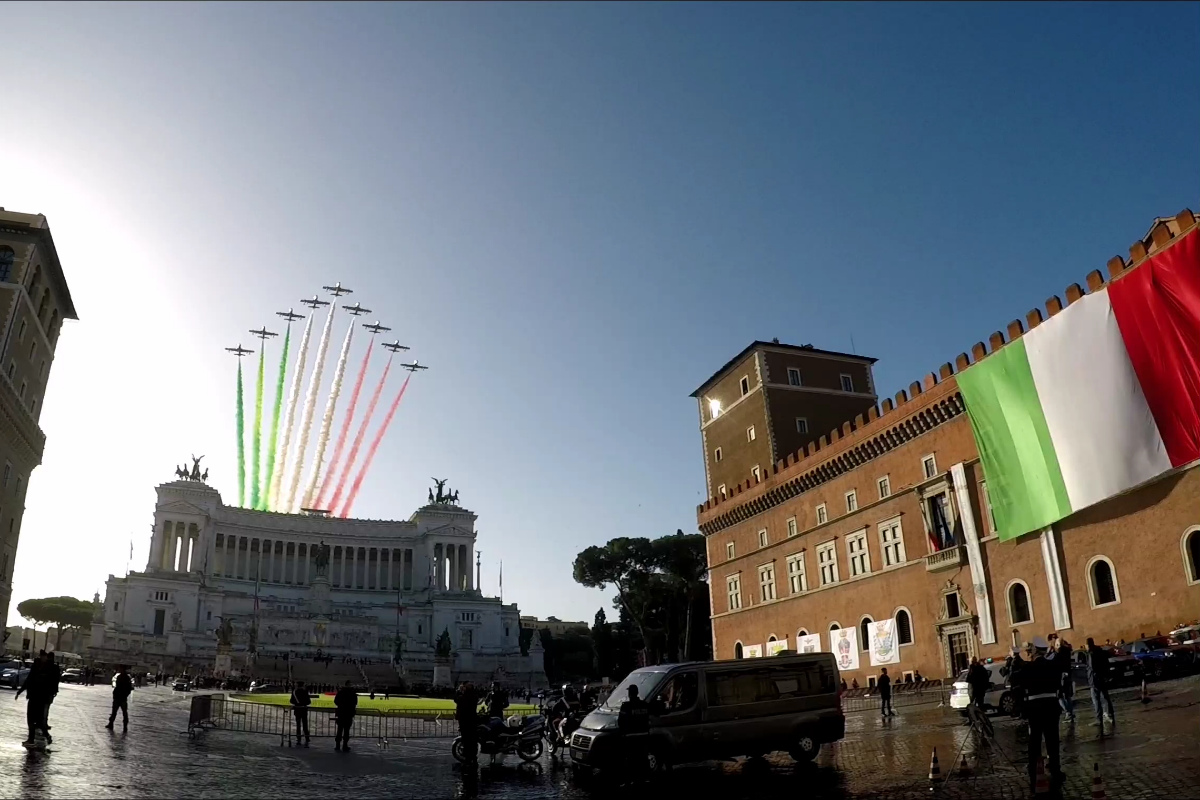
[268,312,315,510]
[301,318,355,509]
[285,301,337,512]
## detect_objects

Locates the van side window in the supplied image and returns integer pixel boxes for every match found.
[656,671,699,713]
[705,662,834,706]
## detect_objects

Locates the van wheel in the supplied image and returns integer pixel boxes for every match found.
[790,736,820,763]
[645,749,671,774]
[1000,693,1016,716]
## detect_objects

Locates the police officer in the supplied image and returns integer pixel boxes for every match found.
[1011,637,1067,791]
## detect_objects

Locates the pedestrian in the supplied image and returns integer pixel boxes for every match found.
[851,678,859,690]
[1010,638,1066,792]
[1050,637,1075,724]
[1085,638,1115,735]
[334,680,357,752]
[455,682,480,764]
[617,683,651,773]
[42,652,62,732]
[105,664,135,731]
[290,680,311,747]
[878,668,895,717]
[840,678,847,692]
[967,657,990,712]
[913,670,923,684]
[14,652,53,746]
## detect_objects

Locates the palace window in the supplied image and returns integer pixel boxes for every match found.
[894,608,913,645]
[718,484,727,500]
[859,616,873,652]
[945,591,961,619]
[796,417,808,434]
[726,542,735,560]
[714,447,722,463]
[845,490,857,513]
[759,564,776,602]
[154,591,169,601]
[786,553,807,594]
[1087,556,1120,608]
[817,542,838,586]
[740,376,750,396]
[460,628,473,649]
[747,425,756,442]
[879,518,905,567]
[786,517,797,538]
[840,374,854,392]
[726,575,742,611]
[752,465,761,482]
[1008,581,1032,624]
[981,481,997,533]
[0,248,12,283]
[846,530,870,577]
[878,476,891,499]
[18,320,27,342]
[787,368,801,386]
[816,503,827,525]
[922,454,937,479]
[924,492,956,552]
[758,529,768,548]
[1185,527,1200,584]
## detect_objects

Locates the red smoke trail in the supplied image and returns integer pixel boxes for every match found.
[338,373,411,518]
[314,335,374,510]
[327,355,393,513]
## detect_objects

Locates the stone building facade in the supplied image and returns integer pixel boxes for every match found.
[695,209,1200,685]
[91,479,547,688]
[0,210,76,630]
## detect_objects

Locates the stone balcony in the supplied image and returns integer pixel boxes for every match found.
[924,545,967,572]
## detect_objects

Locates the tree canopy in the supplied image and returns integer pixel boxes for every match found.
[16,596,97,649]
[574,530,710,667]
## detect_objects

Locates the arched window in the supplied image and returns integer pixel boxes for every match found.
[0,247,14,283]
[734,641,743,660]
[36,289,50,325]
[829,622,840,640]
[1183,527,1200,585]
[767,635,777,643]
[797,628,809,638]
[859,616,873,651]
[894,608,913,645]
[1007,580,1032,625]
[48,309,60,347]
[1087,556,1120,607]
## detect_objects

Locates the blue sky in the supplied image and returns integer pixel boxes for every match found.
[2,2,1197,627]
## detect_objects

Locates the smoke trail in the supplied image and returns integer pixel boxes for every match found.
[301,320,355,509]
[269,313,314,511]
[285,302,337,512]
[338,372,412,518]
[250,343,266,509]
[236,361,246,508]
[259,325,291,510]
[326,353,393,514]
[314,331,375,510]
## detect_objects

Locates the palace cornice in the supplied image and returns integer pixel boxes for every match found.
[698,390,965,537]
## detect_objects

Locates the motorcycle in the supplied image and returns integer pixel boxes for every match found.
[452,714,546,763]
[546,705,591,756]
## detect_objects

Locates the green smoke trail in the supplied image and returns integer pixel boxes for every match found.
[251,345,265,509]
[236,362,246,508]
[260,325,291,510]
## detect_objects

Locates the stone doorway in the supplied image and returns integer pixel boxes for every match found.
[947,631,970,675]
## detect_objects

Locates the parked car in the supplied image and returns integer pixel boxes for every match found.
[0,661,32,689]
[1072,646,1142,687]
[1122,636,1196,679]
[172,678,193,692]
[950,661,1019,715]
[569,652,844,773]
[60,668,85,684]
[248,681,283,694]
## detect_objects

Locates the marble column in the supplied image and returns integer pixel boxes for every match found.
[179,530,190,573]
[300,543,309,585]
[149,522,165,570]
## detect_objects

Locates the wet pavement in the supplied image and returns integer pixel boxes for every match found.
[1,677,1197,798]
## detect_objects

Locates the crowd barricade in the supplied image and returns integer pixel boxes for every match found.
[839,680,951,714]
[187,694,543,746]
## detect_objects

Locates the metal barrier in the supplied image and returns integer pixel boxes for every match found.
[187,694,542,746]
[840,682,952,714]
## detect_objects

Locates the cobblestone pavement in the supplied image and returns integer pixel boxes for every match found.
[0,678,1196,799]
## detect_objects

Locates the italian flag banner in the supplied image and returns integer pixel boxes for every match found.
[958,227,1200,541]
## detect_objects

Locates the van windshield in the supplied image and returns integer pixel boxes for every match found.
[600,669,668,711]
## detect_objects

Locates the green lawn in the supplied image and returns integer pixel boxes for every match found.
[230,693,538,715]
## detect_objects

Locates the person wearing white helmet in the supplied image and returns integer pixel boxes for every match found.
[1011,636,1067,792]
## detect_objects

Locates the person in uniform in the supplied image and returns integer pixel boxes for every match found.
[617,684,652,772]
[1011,638,1067,791]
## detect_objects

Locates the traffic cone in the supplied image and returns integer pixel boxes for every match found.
[1034,758,1050,795]
[928,747,943,788]
[957,753,971,777]
[1091,762,1107,799]
[1140,678,1151,704]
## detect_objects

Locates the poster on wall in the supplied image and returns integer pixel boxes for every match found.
[796,633,822,653]
[832,627,859,671]
[867,619,901,667]
[766,638,788,656]
[743,644,764,658]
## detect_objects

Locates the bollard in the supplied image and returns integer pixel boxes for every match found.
[928,747,942,789]
[957,753,970,777]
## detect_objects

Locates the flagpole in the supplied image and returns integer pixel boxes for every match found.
[500,559,503,603]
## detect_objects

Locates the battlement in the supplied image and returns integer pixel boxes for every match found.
[697,208,1197,529]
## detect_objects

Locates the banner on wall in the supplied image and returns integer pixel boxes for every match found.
[867,619,901,667]
[831,627,859,671]
[796,633,822,654]
[744,644,763,658]
[766,638,788,656]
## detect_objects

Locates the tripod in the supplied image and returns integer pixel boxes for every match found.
[942,702,1024,792]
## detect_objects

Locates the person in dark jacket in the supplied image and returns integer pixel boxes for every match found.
[455,682,480,763]
[15,652,53,745]
[290,681,312,746]
[333,681,357,752]
[1049,637,1075,724]
[1011,638,1067,791]
[105,665,135,731]
[617,684,651,770]
[1086,638,1115,735]
[877,668,895,717]
[42,653,62,731]
[967,658,991,711]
